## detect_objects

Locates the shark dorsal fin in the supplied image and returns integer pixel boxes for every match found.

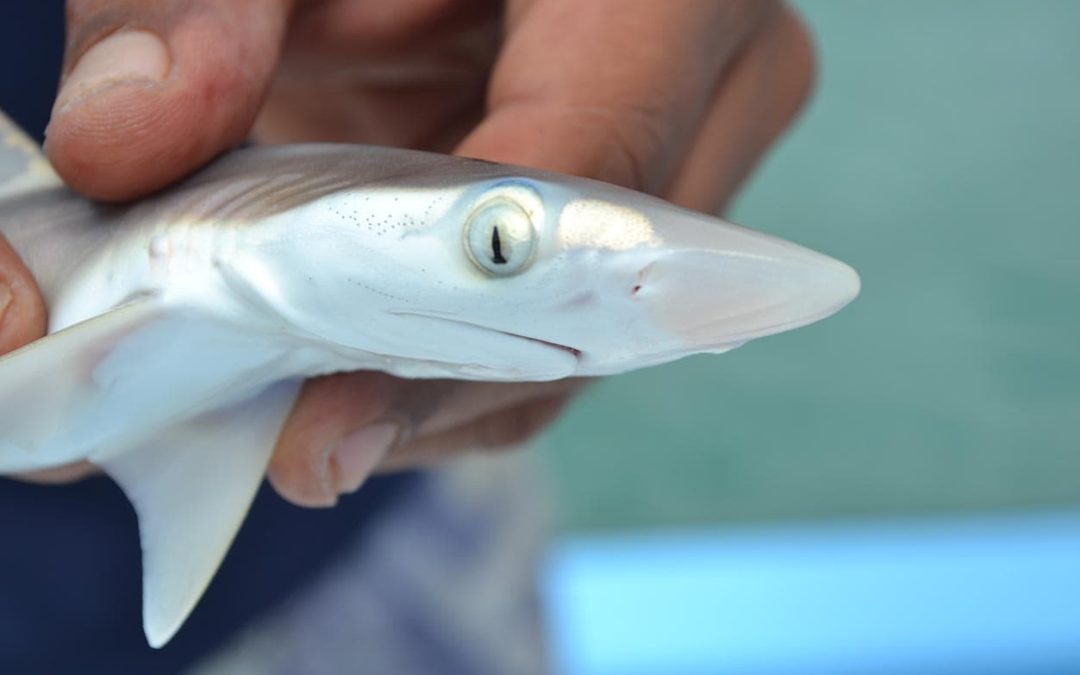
[0,111,61,199]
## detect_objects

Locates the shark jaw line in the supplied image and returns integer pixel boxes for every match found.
[388,310,583,363]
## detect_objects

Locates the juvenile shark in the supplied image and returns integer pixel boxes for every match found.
[0,112,859,646]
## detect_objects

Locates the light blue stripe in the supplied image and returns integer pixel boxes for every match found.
[545,511,1080,675]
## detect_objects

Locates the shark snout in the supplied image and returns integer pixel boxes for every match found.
[635,248,860,349]
[552,194,860,373]
[632,211,861,350]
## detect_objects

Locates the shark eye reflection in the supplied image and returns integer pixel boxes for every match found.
[464,199,537,276]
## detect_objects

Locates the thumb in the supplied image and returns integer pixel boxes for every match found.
[45,0,294,202]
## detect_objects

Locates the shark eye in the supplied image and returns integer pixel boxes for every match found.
[464,199,537,276]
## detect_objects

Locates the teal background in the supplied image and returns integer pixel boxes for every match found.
[539,0,1080,531]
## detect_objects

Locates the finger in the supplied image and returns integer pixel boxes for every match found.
[268,376,580,507]
[268,373,455,507]
[379,395,573,472]
[45,0,294,201]
[0,233,46,353]
[456,0,778,189]
[665,4,816,213]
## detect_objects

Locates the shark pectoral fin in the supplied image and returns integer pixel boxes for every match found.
[0,297,164,473]
[0,295,300,647]
[99,380,302,648]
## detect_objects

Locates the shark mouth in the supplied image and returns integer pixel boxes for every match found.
[388,310,582,362]
[504,332,582,359]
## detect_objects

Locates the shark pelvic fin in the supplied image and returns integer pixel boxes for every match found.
[0,110,61,199]
[101,380,301,648]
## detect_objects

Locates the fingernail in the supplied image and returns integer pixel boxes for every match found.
[55,30,171,112]
[328,422,402,496]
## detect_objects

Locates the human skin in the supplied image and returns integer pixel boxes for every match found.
[0,0,816,506]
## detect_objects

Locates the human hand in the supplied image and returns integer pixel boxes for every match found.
[3,0,815,505]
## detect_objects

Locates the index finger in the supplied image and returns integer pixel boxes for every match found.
[457,0,778,189]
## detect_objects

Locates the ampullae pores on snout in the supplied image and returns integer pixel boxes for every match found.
[0,112,859,646]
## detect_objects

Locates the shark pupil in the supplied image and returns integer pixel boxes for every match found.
[491,226,508,264]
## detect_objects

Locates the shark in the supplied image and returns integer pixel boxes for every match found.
[0,111,859,647]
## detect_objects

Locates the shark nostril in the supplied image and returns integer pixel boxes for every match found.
[631,263,654,297]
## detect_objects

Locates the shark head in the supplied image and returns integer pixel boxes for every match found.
[251,157,860,381]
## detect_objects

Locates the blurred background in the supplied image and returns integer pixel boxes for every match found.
[538,1,1080,672]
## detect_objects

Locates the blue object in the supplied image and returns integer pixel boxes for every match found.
[546,512,1080,675]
